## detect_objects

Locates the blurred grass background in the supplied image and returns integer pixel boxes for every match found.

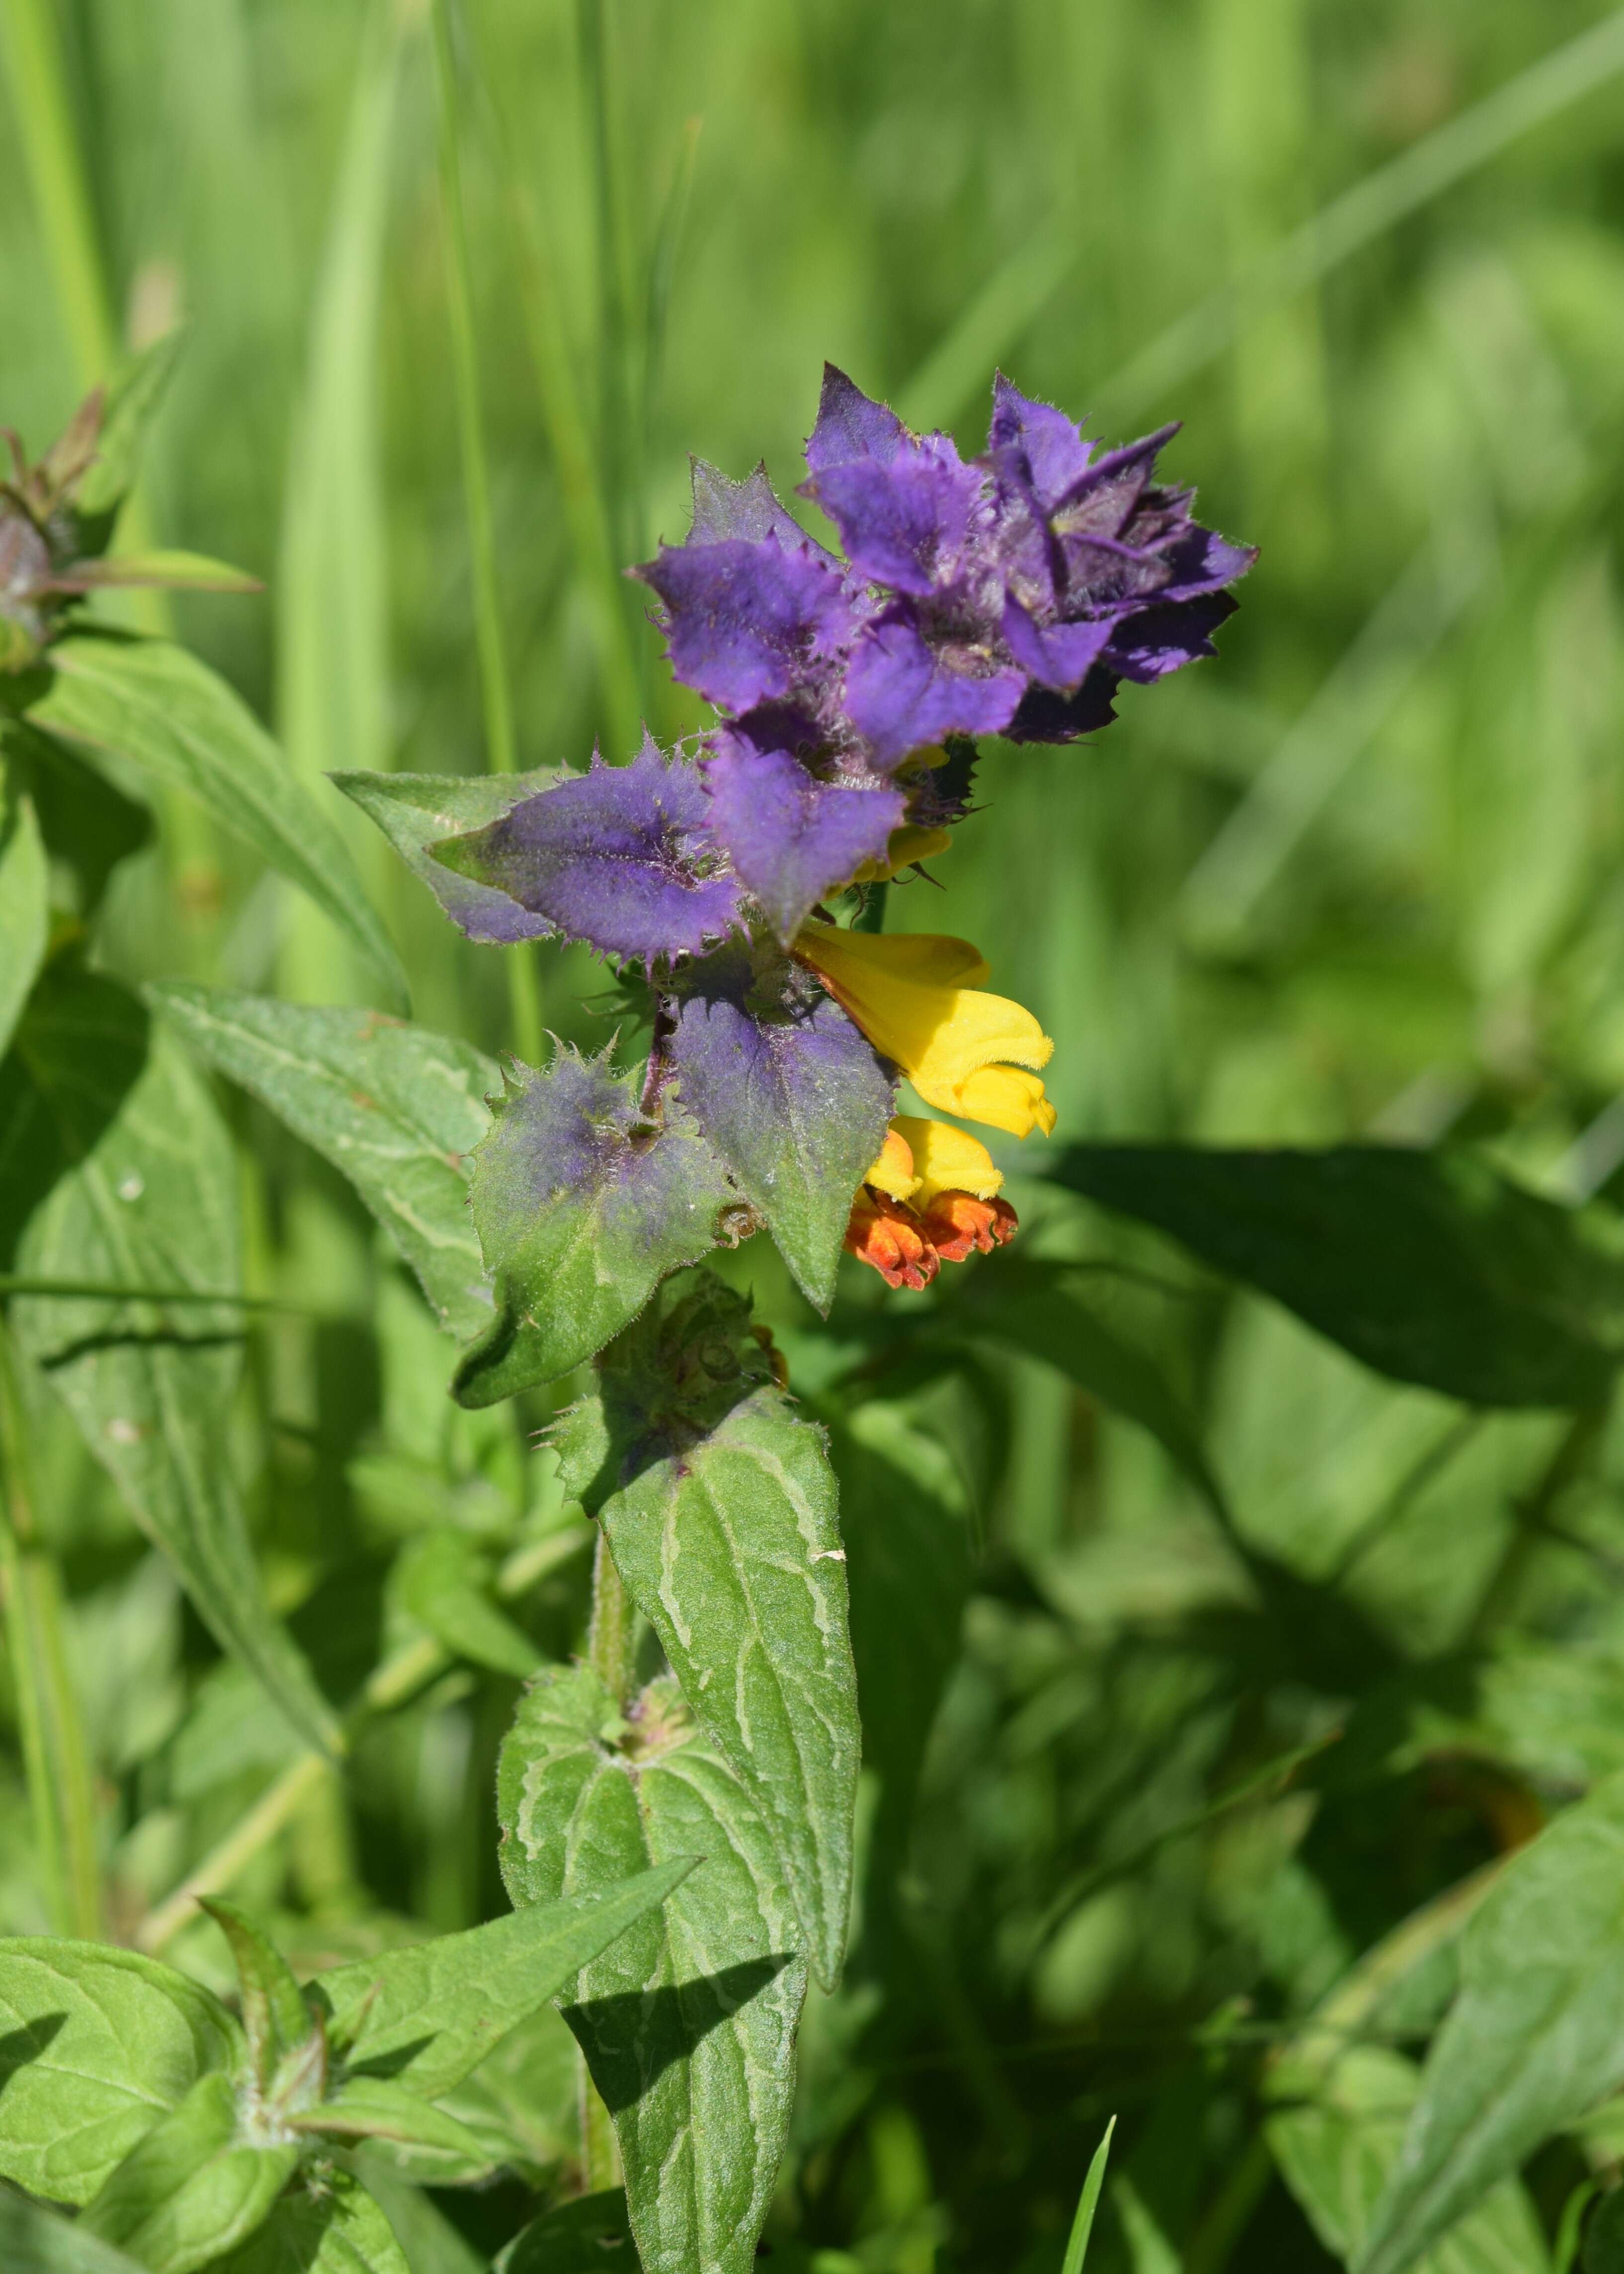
[9,0,1624,2265]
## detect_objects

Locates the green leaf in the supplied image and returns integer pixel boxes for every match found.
[0,716,152,919]
[393,1528,541,1678]
[830,1406,969,1861]
[1062,2118,1117,2274]
[945,1261,1229,1517]
[26,634,407,1012]
[80,2071,298,2274]
[0,771,48,1060]
[499,1666,808,2274]
[558,1275,861,1989]
[497,2191,632,2274]
[1269,2048,1550,2274]
[453,1051,738,1407]
[0,1938,241,2205]
[1355,1777,1624,2274]
[59,550,260,594]
[74,333,185,525]
[202,2168,411,2274]
[2,963,339,1753]
[1043,1144,1624,1409]
[0,2190,151,2274]
[148,984,496,1339]
[197,1899,319,2098]
[291,2078,490,2162]
[335,767,563,942]
[311,1856,696,2099]
[341,2167,482,2274]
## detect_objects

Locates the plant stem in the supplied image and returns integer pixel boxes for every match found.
[0,1324,100,1938]
[586,1527,636,1705]
[429,0,541,1063]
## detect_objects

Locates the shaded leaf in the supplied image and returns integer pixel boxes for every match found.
[26,634,406,1011]
[1356,1777,1624,2274]
[0,716,152,919]
[206,2168,411,2274]
[1044,1144,1624,1408]
[149,985,495,1339]
[830,1405,969,1860]
[557,1275,860,1988]
[0,2189,150,2274]
[1268,2048,1550,2274]
[336,768,563,945]
[312,1857,695,2099]
[453,1051,737,1407]
[2,963,339,1751]
[496,2190,632,2274]
[0,1940,240,2206]
[0,770,47,1059]
[499,1667,807,2274]
[80,2072,297,2274]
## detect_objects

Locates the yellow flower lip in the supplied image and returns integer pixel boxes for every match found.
[795,921,1056,1140]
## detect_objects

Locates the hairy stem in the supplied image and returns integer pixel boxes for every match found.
[586,1526,636,1706]
[0,1325,100,1938]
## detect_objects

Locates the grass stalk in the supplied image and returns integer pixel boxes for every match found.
[0,1324,100,1938]
[430,0,542,1061]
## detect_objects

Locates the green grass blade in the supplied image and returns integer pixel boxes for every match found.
[1062,2118,1117,2274]
[276,0,402,1007]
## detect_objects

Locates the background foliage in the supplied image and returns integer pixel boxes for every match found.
[8,0,1624,2267]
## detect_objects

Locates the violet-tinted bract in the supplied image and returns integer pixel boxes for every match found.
[429,733,744,963]
[665,945,895,1308]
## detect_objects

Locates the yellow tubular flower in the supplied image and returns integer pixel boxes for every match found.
[795,921,1056,1140]
[863,1125,920,1202]
[889,1114,1002,1203]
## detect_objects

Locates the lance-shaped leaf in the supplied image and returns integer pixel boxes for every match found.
[498,2192,632,2274]
[430,737,744,962]
[1356,1776,1624,2274]
[73,332,185,529]
[499,1667,807,2274]
[557,1277,860,1987]
[0,2190,157,2274]
[149,985,495,1339]
[311,1856,695,2099]
[26,634,407,1011]
[702,734,903,944]
[80,2072,298,2274]
[830,1408,970,1867]
[666,946,893,1310]
[2,964,339,1752]
[1267,2048,1550,2274]
[1045,1144,1624,1410]
[197,1900,318,2098]
[202,2169,410,2274]
[0,770,48,1059]
[453,1051,739,1408]
[289,2079,490,2163]
[335,766,565,945]
[0,1940,242,2206]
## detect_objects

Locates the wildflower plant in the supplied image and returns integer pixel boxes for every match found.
[0,353,1250,2273]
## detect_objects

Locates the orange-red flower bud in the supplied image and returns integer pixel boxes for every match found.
[919,1189,1019,1263]
[844,1190,940,1291]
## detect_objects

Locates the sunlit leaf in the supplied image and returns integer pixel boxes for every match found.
[500,1666,807,2274]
